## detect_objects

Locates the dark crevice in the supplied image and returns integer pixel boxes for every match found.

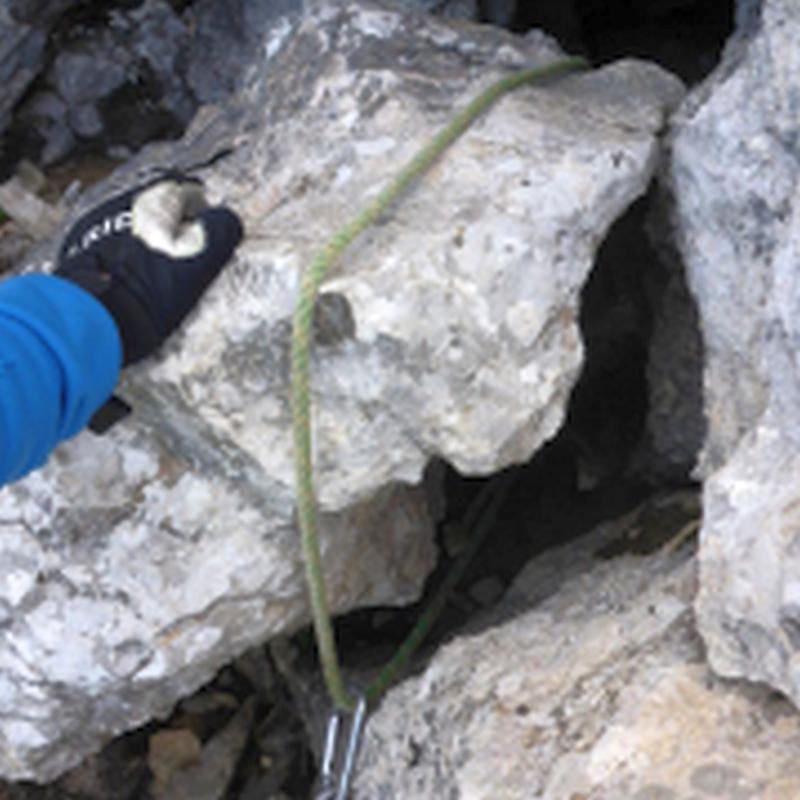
[566,195,655,487]
[334,188,703,671]
[488,0,736,84]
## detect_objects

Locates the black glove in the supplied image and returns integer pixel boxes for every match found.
[55,175,243,432]
[56,175,243,365]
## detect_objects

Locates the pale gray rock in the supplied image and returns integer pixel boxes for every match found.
[670,0,800,705]
[0,0,682,781]
[53,48,129,107]
[354,493,800,800]
[0,427,434,781]
[0,174,63,240]
[18,91,75,164]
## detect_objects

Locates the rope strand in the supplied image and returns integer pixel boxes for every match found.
[290,56,588,712]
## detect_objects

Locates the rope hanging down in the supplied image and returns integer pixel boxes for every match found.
[290,56,589,714]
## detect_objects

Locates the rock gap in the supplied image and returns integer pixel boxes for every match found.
[487,0,735,84]
[329,0,726,663]
[332,183,703,667]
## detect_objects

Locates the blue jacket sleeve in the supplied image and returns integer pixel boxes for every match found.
[0,274,122,485]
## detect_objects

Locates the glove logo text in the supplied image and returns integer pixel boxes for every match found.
[65,211,133,258]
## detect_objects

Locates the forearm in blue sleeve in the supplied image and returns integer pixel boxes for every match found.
[0,274,122,485]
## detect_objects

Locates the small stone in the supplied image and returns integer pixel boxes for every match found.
[468,576,505,608]
[53,49,128,106]
[18,90,74,165]
[153,700,255,800]
[147,728,202,788]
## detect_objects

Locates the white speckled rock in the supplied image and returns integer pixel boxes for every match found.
[670,0,800,707]
[354,495,800,800]
[0,0,683,781]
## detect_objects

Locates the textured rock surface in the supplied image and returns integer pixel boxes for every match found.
[6,0,78,24]
[0,0,683,781]
[0,6,47,140]
[354,494,800,800]
[386,0,477,19]
[670,0,800,705]
[22,0,194,163]
[634,194,705,483]
[0,428,434,782]
[642,260,705,480]
[184,0,303,104]
[17,0,298,167]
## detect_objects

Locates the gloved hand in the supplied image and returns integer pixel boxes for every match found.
[55,175,243,365]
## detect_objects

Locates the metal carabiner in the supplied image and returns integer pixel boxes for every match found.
[314,693,368,800]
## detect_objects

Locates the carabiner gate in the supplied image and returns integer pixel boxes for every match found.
[314,693,368,800]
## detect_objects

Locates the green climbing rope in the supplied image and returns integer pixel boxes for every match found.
[290,56,589,712]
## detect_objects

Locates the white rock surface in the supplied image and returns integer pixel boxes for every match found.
[354,493,800,800]
[0,0,683,781]
[670,0,800,707]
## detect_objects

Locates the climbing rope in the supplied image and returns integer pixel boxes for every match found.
[290,56,588,716]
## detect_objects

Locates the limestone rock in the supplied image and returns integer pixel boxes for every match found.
[354,495,800,799]
[0,0,682,781]
[0,427,433,782]
[670,0,800,705]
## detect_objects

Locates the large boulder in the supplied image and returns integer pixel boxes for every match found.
[354,492,800,799]
[670,0,800,706]
[0,0,682,781]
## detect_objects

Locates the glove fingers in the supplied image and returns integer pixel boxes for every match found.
[151,207,243,334]
[132,181,210,258]
[61,175,205,261]
[185,207,244,272]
